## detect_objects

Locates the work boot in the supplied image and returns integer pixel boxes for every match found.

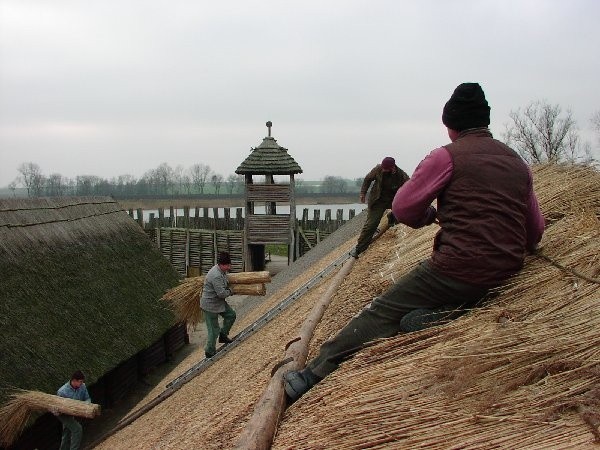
[284,368,322,402]
[205,351,215,359]
[218,333,233,344]
[348,247,359,258]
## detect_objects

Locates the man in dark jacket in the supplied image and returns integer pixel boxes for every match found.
[284,82,545,401]
[350,157,409,257]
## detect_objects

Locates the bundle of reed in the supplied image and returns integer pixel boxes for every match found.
[533,164,600,219]
[161,271,272,325]
[231,283,266,296]
[0,390,101,447]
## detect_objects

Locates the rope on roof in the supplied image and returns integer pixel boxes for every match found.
[1,208,125,228]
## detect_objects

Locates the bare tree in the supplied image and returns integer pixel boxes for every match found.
[211,174,224,195]
[45,173,65,196]
[226,174,238,194]
[592,111,600,144]
[76,175,104,195]
[322,175,347,193]
[154,163,174,195]
[504,100,593,164]
[8,180,17,197]
[173,165,185,195]
[189,163,212,194]
[181,174,192,194]
[17,162,44,197]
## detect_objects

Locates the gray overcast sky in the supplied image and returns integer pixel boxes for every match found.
[1,0,599,187]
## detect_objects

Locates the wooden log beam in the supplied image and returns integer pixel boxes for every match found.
[233,257,356,450]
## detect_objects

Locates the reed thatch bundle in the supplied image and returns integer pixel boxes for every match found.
[0,390,101,447]
[161,271,271,325]
[532,163,600,220]
[231,283,267,296]
[273,212,600,448]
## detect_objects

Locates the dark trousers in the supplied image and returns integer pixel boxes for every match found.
[203,303,236,355]
[308,260,489,378]
[355,204,388,254]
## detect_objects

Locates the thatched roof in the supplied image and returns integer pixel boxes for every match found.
[0,197,180,405]
[95,164,600,449]
[235,136,303,175]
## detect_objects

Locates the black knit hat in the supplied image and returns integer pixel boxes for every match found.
[442,83,490,131]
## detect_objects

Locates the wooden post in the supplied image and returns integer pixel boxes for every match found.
[136,208,144,228]
[289,174,296,264]
[236,208,243,230]
[169,206,175,227]
[313,209,320,231]
[203,207,209,229]
[213,207,219,230]
[224,208,231,230]
[183,206,190,229]
[349,209,355,220]
[244,174,253,271]
[159,208,165,227]
[185,229,190,275]
[233,258,356,450]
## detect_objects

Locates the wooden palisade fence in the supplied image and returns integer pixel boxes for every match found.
[129,206,356,277]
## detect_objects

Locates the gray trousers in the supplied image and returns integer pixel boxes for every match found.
[308,260,489,378]
[58,415,83,450]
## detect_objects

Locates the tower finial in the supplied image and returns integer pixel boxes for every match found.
[266,121,272,137]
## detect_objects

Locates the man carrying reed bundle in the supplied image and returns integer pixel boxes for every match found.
[201,252,236,359]
[55,370,91,450]
[285,82,546,401]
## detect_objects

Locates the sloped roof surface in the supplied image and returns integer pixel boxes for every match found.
[235,136,303,175]
[95,164,600,449]
[0,197,180,404]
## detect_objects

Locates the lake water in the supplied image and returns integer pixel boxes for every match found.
[139,203,366,221]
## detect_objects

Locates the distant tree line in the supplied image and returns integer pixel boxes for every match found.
[7,162,363,199]
[6,100,598,198]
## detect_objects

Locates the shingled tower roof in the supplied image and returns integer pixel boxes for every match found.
[235,121,303,175]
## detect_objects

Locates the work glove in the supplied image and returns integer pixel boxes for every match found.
[387,211,398,227]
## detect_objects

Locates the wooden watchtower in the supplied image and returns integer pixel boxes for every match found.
[235,122,303,271]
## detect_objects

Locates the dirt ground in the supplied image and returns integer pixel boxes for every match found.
[81,255,289,448]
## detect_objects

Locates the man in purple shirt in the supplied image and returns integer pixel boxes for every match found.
[284,82,545,401]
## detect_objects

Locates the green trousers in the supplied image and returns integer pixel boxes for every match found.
[203,303,236,355]
[308,260,489,378]
[355,203,388,255]
[58,415,83,450]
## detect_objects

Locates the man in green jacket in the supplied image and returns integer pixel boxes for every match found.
[350,157,409,257]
